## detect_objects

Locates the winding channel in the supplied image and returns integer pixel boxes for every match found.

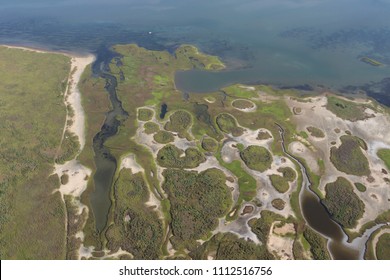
[276,123,385,260]
[89,48,129,232]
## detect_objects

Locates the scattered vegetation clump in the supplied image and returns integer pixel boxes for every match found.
[164,110,192,137]
[143,122,159,134]
[306,126,325,138]
[162,168,232,248]
[271,199,286,210]
[303,227,331,260]
[232,99,255,110]
[354,182,367,192]
[216,113,244,137]
[153,130,174,144]
[240,145,272,172]
[269,174,290,193]
[106,169,163,259]
[330,135,370,176]
[377,149,390,170]
[55,131,80,164]
[376,233,390,260]
[257,130,272,140]
[322,177,365,228]
[190,232,274,260]
[326,96,372,121]
[201,137,218,152]
[138,108,154,121]
[60,174,69,185]
[157,145,205,168]
[277,167,296,181]
[249,210,285,244]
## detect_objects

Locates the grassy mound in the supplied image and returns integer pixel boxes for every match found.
[144,122,159,134]
[277,167,296,181]
[354,182,367,192]
[240,145,272,172]
[322,177,365,228]
[153,130,174,144]
[157,144,205,168]
[138,108,154,121]
[271,199,286,210]
[202,137,219,152]
[307,126,325,138]
[257,131,272,140]
[164,110,192,137]
[216,113,244,137]
[269,174,289,193]
[330,135,370,176]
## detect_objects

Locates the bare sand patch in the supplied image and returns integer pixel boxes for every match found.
[267,222,294,259]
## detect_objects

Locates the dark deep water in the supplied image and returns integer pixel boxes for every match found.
[89,47,129,232]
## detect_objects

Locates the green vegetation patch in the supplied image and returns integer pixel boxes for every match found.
[144,122,159,134]
[330,135,370,176]
[376,233,390,260]
[216,113,244,137]
[271,199,286,210]
[138,108,154,121]
[257,131,272,140]
[303,227,331,260]
[157,144,205,168]
[153,131,174,144]
[306,126,325,138]
[277,167,296,181]
[240,145,272,172]
[269,174,290,193]
[377,149,390,170]
[164,110,192,137]
[322,177,365,228]
[327,96,372,121]
[232,99,255,110]
[162,168,232,248]
[190,232,274,260]
[354,182,367,192]
[106,169,163,259]
[202,137,219,152]
[0,47,71,259]
[60,174,69,185]
[249,211,286,244]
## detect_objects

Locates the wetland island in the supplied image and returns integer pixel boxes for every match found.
[0,44,389,260]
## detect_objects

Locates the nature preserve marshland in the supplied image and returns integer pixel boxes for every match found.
[0,0,390,260]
